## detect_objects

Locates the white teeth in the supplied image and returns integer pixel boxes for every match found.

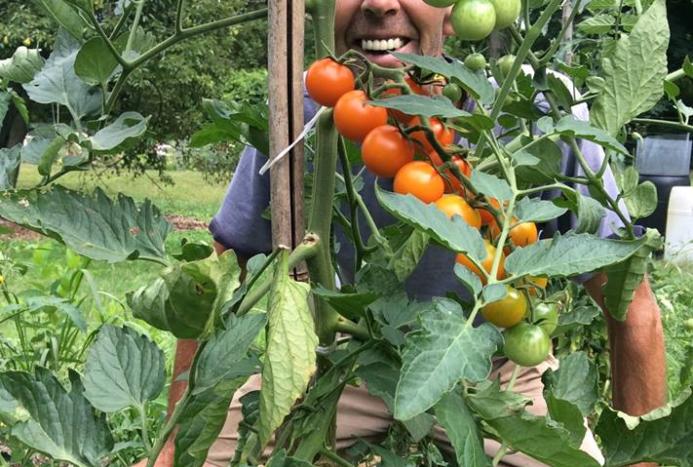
[361,37,404,52]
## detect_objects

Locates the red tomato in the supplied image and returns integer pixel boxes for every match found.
[305,58,355,107]
[361,125,415,177]
[428,151,472,194]
[334,90,389,142]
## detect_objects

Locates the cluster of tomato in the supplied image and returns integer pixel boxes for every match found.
[306,58,556,367]
[425,0,521,42]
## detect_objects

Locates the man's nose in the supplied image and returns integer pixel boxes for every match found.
[361,0,401,18]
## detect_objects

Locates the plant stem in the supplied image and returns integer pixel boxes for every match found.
[631,118,693,133]
[337,139,367,269]
[320,448,355,467]
[492,443,509,466]
[138,404,153,452]
[506,365,521,391]
[126,0,146,53]
[175,0,185,33]
[146,388,189,467]
[333,319,370,341]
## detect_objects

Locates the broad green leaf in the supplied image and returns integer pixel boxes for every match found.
[376,186,486,260]
[556,304,600,333]
[21,126,61,164]
[392,52,495,105]
[395,299,502,420]
[64,0,93,14]
[514,137,563,185]
[467,382,600,467]
[83,325,165,412]
[577,14,616,34]
[454,263,482,296]
[0,47,44,84]
[74,35,126,85]
[192,99,269,155]
[547,115,628,154]
[266,449,314,467]
[192,313,266,395]
[23,31,102,122]
[505,232,647,278]
[370,94,471,119]
[0,92,9,124]
[311,286,377,321]
[389,229,429,281]
[547,74,575,110]
[470,171,513,201]
[555,191,606,235]
[0,369,113,467]
[435,391,490,467]
[258,251,318,447]
[603,229,663,320]
[596,389,693,466]
[515,197,567,223]
[35,0,89,39]
[37,135,67,177]
[0,186,171,262]
[482,284,507,303]
[544,395,586,447]
[23,296,87,331]
[0,145,21,191]
[590,0,670,136]
[542,352,598,416]
[624,181,657,219]
[90,112,149,153]
[175,376,251,467]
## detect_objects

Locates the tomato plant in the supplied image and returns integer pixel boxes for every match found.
[464,52,487,71]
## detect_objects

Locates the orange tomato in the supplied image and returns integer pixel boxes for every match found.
[393,161,445,204]
[455,240,505,284]
[478,198,501,226]
[305,58,355,107]
[408,116,455,155]
[334,90,389,142]
[428,151,472,194]
[435,194,481,228]
[361,125,415,177]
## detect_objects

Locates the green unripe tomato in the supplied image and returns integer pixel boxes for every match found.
[424,0,458,6]
[496,54,516,80]
[443,83,463,102]
[451,0,497,42]
[490,0,521,29]
[464,52,487,71]
[532,302,559,336]
[503,322,551,367]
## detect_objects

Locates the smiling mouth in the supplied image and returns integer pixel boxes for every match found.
[356,37,411,54]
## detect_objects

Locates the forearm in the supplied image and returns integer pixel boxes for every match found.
[584,273,667,415]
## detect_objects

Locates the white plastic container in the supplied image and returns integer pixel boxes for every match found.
[664,186,693,263]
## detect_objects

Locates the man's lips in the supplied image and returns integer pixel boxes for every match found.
[352,38,419,67]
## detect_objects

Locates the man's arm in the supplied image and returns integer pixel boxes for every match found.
[583,273,667,415]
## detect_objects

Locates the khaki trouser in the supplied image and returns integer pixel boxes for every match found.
[205,355,604,466]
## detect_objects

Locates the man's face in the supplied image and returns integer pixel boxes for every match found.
[335,0,454,68]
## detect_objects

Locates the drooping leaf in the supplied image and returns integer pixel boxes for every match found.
[36,135,67,177]
[0,186,171,262]
[192,313,266,395]
[82,325,165,412]
[555,190,605,235]
[602,229,663,320]
[514,137,563,185]
[596,389,693,466]
[590,0,670,136]
[395,298,502,420]
[35,0,90,39]
[389,229,429,281]
[23,31,102,122]
[542,352,598,417]
[0,46,44,84]
[544,395,586,448]
[467,381,600,467]
[0,369,113,467]
[453,263,483,297]
[311,286,377,321]
[515,197,567,223]
[435,391,490,467]
[470,171,513,201]
[90,112,149,153]
[74,35,124,85]
[0,145,21,191]
[376,185,486,260]
[258,251,318,447]
[370,94,471,119]
[505,232,647,278]
[624,181,658,219]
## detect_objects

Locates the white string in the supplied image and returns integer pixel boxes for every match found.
[258,106,326,175]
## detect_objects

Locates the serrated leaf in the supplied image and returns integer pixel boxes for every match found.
[0,145,21,190]
[376,185,486,260]
[596,389,693,466]
[515,197,567,223]
[603,229,662,320]
[90,112,149,153]
[454,263,483,296]
[258,251,318,447]
[0,186,171,262]
[395,299,502,420]
[0,368,113,467]
[505,232,647,278]
[553,116,628,154]
[83,325,165,412]
[577,14,616,34]
[544,395,586,447]
[192,313,266,395]
[470,171,513,201]
[266,449,314,467]
[435,391,490,467]
[514,138,563,184]
[370,94,471,119]
[542,352,598,416]
[389,229,429,281]
[590,0,670,136]
[556,304,600,333]
[392,52,495,105]
[482,284,507,303]
[0,46,44,84]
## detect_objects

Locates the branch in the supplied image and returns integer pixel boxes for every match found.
[175,0,185,33]
[631,118,693,133]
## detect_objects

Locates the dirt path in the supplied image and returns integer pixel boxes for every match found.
[0,215,208,241]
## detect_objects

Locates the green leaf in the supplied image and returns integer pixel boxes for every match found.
[395,299,502,420]
[376,185,486,260]
[74,35,126,85]
[467,382,600,467]
[596,389,693,466]
[0,145,21,191]
[311,286,377,321]
[37,135,67,177]
[547,74,575,110]
[392,52,495,105]
[83,325,165,412]
[258,251,318,447]
[64,0,93,14]
[435,391,490,467]
[550,115,628,154]
[0,186,171,262]
[23,31,102,122]
[624,181,657,219]
[515,197,567,223]
[577,14,616,34]
[470,171,513,201]
[514,138,563,185]
[602,229,663,320]
[544,395,586,447]
[0,46,45,84]
[572,192,605,235]
[370,94,471,119]
[505,232,647,278]
[0,368,113,467]
[453,263,482,296]
[542,352,598,416]
[389,229,429,282]
[192,99,269,155]
[590,0,670,136]
[35,0,90,40]
[615,166,640,198]
[266,449,314,467]
[482,284,507,304]
[192,313,265,395]
[90,112,149,153]
[556,304,600,333]
[24,296,87,332]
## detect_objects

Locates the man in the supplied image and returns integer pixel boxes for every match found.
[143,1,666,465]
